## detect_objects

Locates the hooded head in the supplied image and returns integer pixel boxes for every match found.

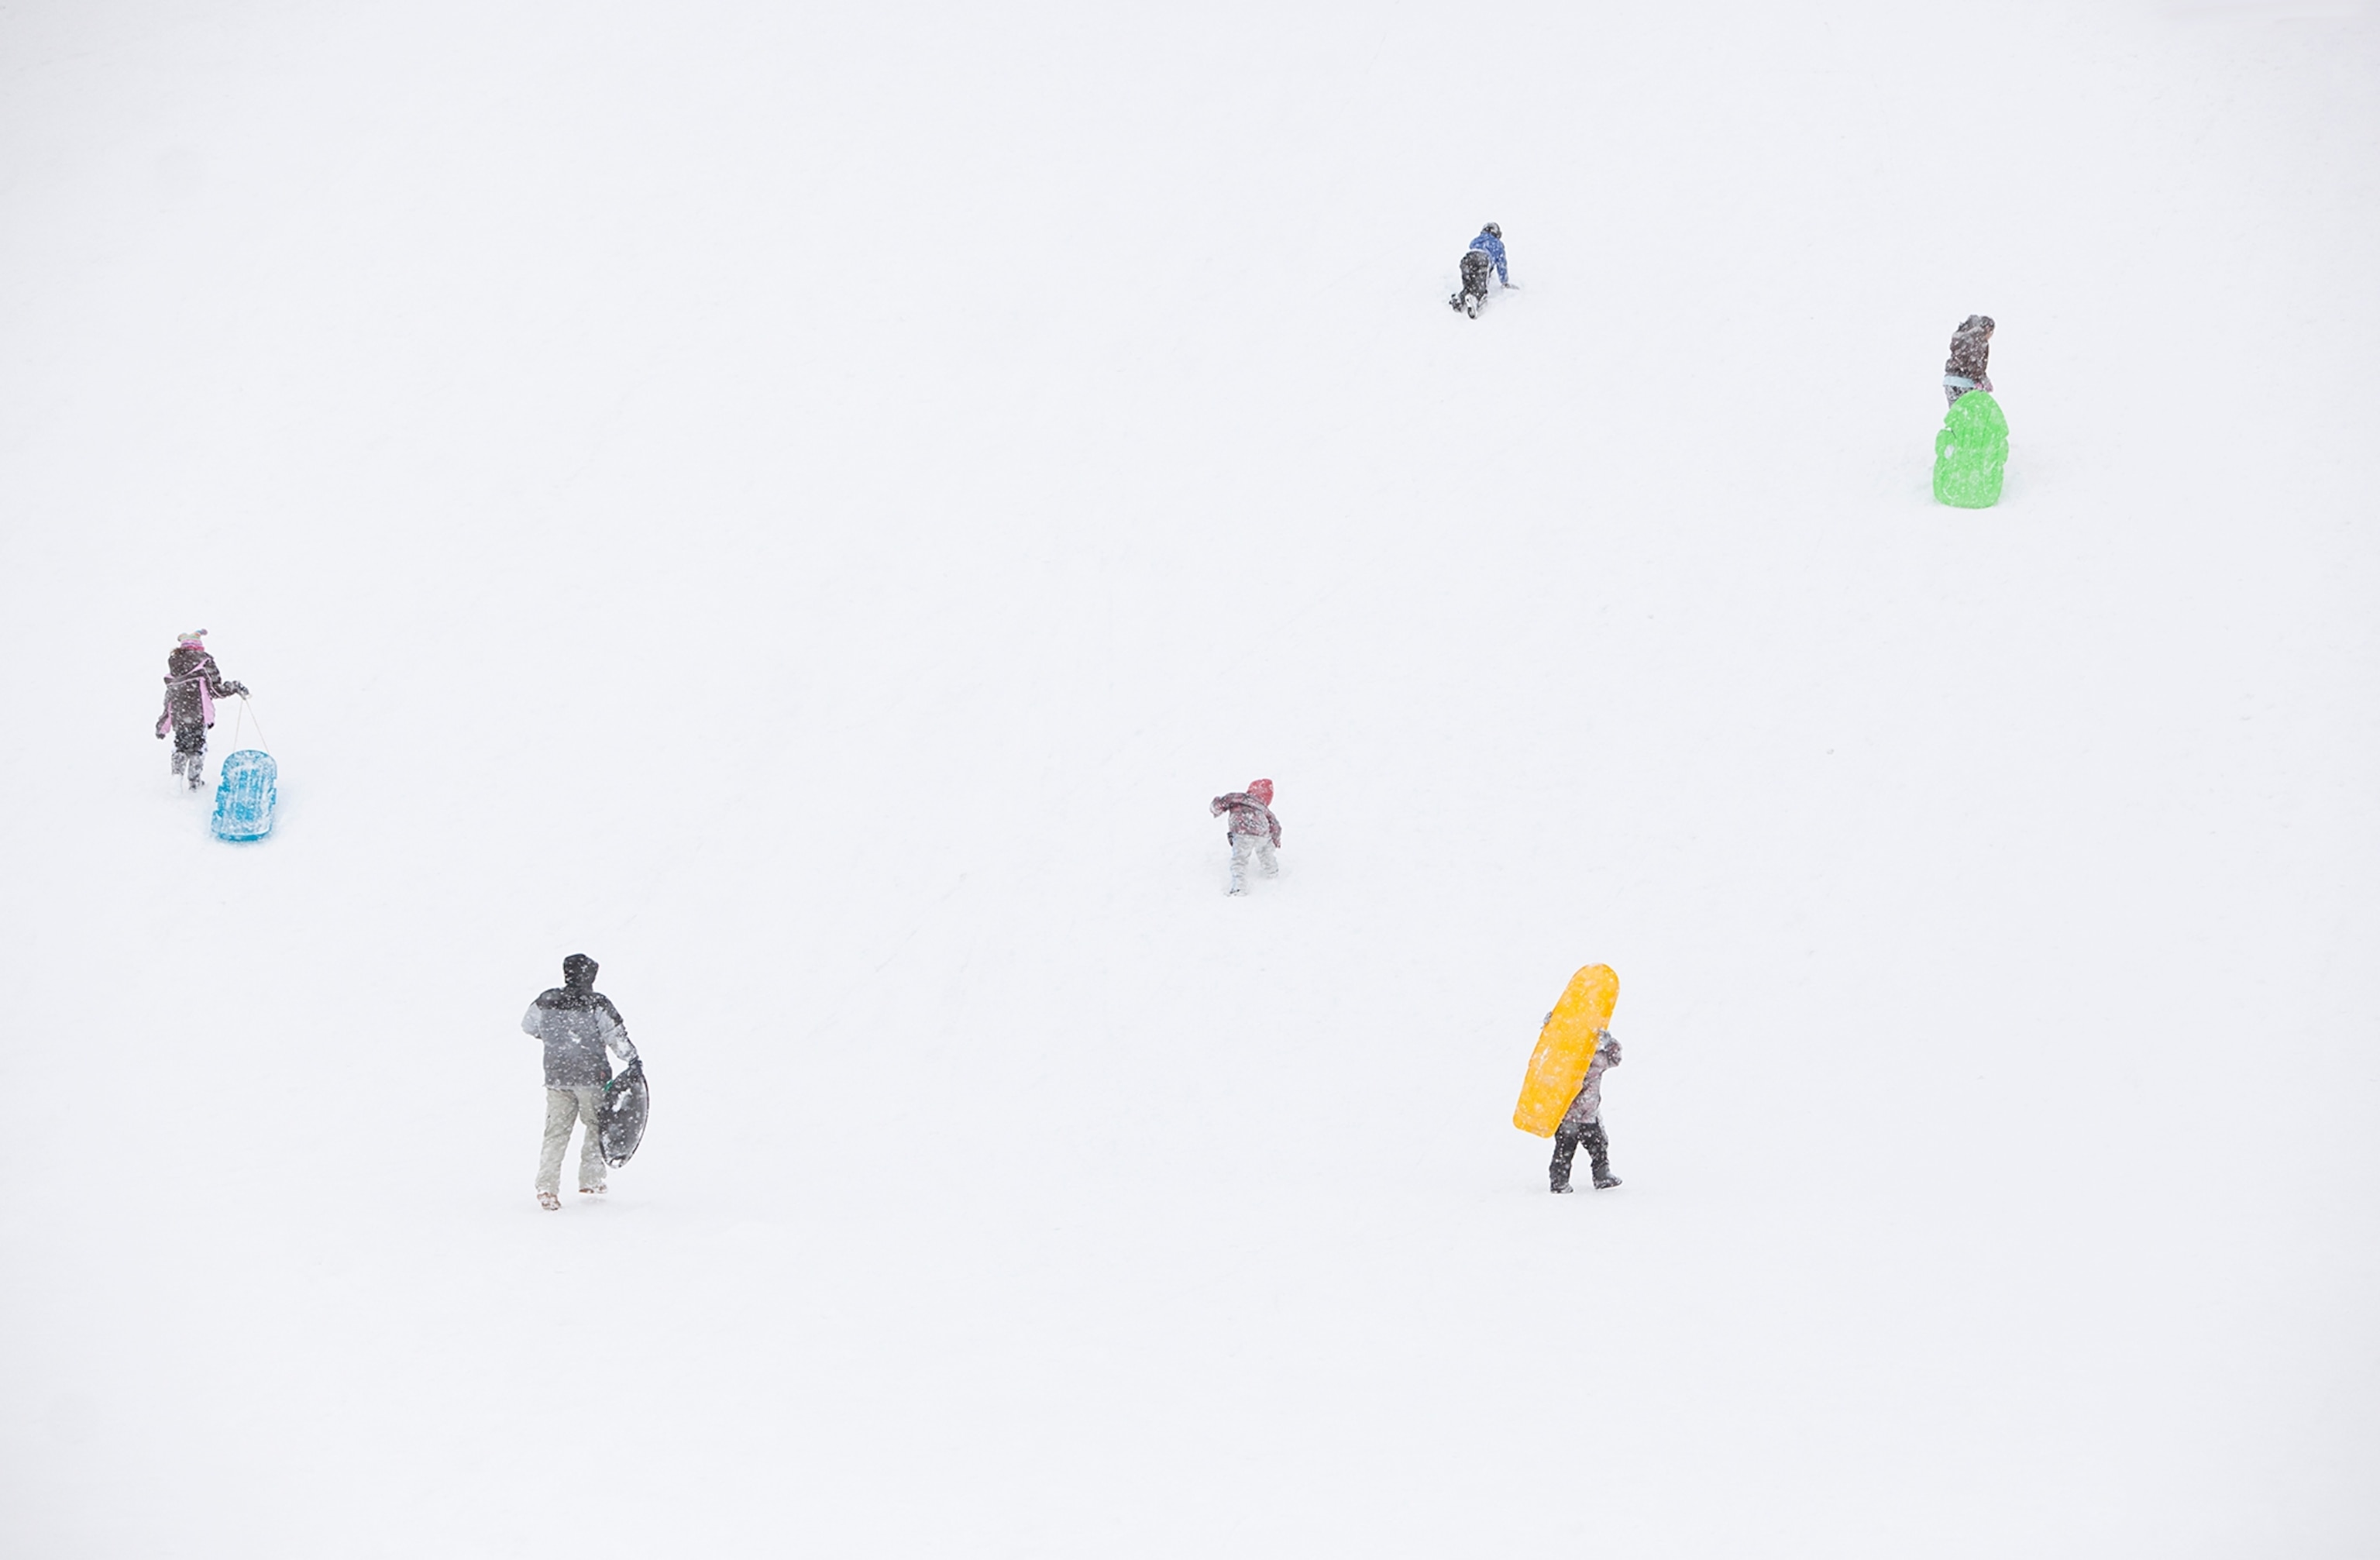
[1247,778,1274,805]
[1959,314,1994,336]
[1482,222,1501,239]
[562,953,598,996]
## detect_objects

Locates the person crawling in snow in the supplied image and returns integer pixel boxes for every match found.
[1944,314,1995,406]
[153,629,249,790]
[1549,1031,1622,1193]
[522,953,639,1210]
[1450,222,1515,318]
[1210,777,1282,896]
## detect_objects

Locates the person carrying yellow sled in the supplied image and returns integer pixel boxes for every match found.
[1549,1034,1622,1193]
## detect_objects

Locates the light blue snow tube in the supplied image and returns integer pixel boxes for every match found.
[212,750,277,842]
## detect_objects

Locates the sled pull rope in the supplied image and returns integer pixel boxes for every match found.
[238,694,270,753]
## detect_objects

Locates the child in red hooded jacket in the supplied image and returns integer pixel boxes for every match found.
[1209,778,1281,895]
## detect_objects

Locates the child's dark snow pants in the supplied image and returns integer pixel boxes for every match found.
[1460,250,1492,305]
[1549,1120,1612,1192]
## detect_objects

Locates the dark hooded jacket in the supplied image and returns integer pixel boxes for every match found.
[1559,1034,1622,1129]
[155,642,246,735]
[521,954,639,1089]
[1945,315,1995,390]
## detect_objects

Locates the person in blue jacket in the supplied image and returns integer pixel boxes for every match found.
[1451,223,1515,316]
[1469,222,1511,286]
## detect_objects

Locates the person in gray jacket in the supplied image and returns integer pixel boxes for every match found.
[1550,1033,1622,1193]
[522,953,638,1210]
[1943,315,1995,406]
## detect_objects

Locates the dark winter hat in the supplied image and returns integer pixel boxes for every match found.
[562,953,598,992]
[1247,778,1274,804]
[1960,314,1995,333]
[1482,222,1501,239]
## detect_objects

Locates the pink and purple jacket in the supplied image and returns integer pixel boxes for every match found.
[155,643,239,735]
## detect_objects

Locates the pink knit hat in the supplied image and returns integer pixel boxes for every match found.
[1247,778,1273,804]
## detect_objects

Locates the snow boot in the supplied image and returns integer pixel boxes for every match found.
[579,1184,606,1195]
[1584,1121,1619,1190]
[537,1190,561,1210]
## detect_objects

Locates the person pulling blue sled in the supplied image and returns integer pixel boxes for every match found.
[1450,222,1515,319]
[154,629,249,790]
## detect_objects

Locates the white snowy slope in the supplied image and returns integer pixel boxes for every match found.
[2,3,2377,1555]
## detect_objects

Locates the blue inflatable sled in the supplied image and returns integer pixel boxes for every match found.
[212,750,277,842]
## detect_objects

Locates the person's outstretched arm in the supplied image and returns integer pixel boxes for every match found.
[597,997,640,1064]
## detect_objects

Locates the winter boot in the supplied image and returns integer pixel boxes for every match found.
[537,1190,561,1210]
[1585,1122,1621,1190]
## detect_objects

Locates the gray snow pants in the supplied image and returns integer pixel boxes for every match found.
[537,1086,607,1194]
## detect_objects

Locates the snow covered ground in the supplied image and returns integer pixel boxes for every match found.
[4,3,2377,1555]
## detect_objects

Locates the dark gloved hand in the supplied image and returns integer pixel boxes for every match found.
[225,682,249,697]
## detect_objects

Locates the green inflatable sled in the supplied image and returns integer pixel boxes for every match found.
[1934,390,2008,508]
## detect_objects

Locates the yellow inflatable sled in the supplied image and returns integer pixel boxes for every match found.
[1512,964,1618,1138]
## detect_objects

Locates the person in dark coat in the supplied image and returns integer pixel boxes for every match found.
[1549,1033,1622,1193]
[1944,315,1995,406]
[153,630,248,790]
[521,953,639,1210]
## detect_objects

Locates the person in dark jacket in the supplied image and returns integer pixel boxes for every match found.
[153,630,249,790]
[521,954,639,1210]
[1209,778,1282,895]
[1549,1033,1622,1193]
[1944,315,1995,406]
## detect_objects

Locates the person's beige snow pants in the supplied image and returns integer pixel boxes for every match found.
[536,1086,607,1194]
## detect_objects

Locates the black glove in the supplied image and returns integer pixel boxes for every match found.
[224,682,249,697]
